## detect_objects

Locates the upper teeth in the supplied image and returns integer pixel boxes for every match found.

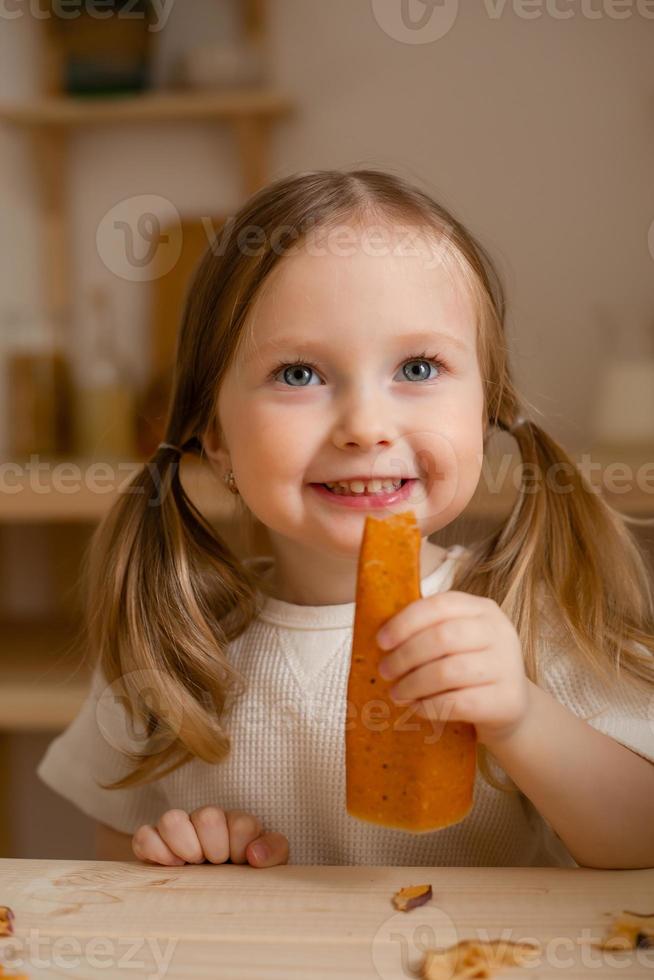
[324,478,403,494]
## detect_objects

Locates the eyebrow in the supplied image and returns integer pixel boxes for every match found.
[252,330,472,357]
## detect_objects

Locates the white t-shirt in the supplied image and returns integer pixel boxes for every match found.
[37,544,654,866]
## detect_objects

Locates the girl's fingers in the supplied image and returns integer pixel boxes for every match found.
[245,831,290,868]
[155,809,205,864]
[377,591,491,652]
[133,809,290,868]
[380,617,489,683]
[189,806,230,864]
[390,649,496,705]
[225,810,264,864]
[132,824,186,866]
[414,685,488,724]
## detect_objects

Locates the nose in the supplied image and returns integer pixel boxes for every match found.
[331,388,399,450]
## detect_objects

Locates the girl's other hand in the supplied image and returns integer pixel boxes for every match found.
[132,807,289,867]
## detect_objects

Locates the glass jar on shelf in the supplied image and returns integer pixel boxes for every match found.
[75,286,137,460]
[4,308,74,459]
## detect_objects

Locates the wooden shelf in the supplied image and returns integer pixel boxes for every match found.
[0,89,294,128]
[1,446,652,524]
[0,621,89,732]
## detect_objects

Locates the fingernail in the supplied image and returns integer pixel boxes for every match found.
[376,629,391,650]
[250,842,269,863]
[378,659,393,680]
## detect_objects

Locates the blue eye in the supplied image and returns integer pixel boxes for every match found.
[269,352,447,388]
[401,358,441,382]
[278,362,320,387]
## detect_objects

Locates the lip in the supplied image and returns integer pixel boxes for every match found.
[315,475,414,483]
[308,479,417,509]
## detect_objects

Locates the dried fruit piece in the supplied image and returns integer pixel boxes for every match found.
[0,906,14,937]
[392,883,433,912]
[421,938,540,980]
[595,910,654,950]
[346,511,477,832]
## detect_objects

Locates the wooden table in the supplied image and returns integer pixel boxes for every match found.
[0,860,653,978]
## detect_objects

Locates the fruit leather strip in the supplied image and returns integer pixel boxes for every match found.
[345,510,477,832]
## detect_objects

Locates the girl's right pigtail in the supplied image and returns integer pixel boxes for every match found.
[82,438,262,791]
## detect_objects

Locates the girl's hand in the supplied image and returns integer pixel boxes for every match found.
[376,591,530,747]
[132,807,290,868]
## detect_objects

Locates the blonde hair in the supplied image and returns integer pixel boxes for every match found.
[79,168,654,793]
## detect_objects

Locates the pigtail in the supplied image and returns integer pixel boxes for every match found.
[81,437,263,790]
[451,415,654,793]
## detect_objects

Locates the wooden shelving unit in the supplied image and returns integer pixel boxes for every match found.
[0,0,294,336]
[0,89,292,126]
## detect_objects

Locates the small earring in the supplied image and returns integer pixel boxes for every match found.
[223,469,239,495]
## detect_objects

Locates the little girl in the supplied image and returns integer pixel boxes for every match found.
[38,169,654,870]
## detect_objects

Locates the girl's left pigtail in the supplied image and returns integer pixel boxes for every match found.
[459,414,654,795]
[467,416,654,693]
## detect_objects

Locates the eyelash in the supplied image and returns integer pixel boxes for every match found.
[267,350,449,386]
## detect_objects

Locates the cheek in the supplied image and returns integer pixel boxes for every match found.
[230,403,317,484]
[412,406,484,521]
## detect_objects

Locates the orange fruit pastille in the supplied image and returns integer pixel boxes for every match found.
[345,510,477,832]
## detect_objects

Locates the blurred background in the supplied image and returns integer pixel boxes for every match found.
[0,0,652,859]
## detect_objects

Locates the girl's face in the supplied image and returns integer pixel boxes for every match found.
[206,225,486,604]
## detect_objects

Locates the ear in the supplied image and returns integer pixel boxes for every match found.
[201,417,231,475]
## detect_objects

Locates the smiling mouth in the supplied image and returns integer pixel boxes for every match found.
[314,479,411,496]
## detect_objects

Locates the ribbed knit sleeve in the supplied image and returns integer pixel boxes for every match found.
[536,601,654,765]
[37,662,168,834]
